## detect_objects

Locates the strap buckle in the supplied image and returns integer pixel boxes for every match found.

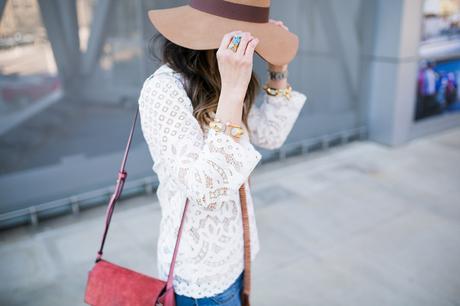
[118,170,127,181]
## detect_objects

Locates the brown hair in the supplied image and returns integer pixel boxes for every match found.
[149,32,260,132]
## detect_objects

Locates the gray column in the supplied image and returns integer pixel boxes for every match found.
[57,0,81,74]
[37,0,72,83]
[0,0,6,21]
[81,0,113,75]
[366,0,423,146]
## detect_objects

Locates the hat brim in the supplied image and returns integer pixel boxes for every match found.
[148,5,299,66]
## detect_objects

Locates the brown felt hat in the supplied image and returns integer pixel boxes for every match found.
[148,0,299,66]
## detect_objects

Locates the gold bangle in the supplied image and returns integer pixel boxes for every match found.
[263,83,292,99]
[209,117,226,133]
[210,118,244,138]
[225,122,244,138]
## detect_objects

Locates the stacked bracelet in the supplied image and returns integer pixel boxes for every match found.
[263,83,292,99]
[209,118,244,138]
[267,69,288,81]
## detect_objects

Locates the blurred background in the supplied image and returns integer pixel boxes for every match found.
[0,0,459,305]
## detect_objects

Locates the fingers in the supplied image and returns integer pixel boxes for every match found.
[243,36,259,59]
[219,30,242,51]
[219,30,259,59]
[269,18,289,31]
[236,32,254,57]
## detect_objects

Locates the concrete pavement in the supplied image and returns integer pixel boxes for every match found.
[1,127,459,306]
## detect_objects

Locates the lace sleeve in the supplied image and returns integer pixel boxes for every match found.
[247,89,307,150]
[138,73,262,210]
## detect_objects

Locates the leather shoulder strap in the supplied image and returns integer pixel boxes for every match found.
[239,183,251,306]
[94,107,251,303]
[94,108,189,267]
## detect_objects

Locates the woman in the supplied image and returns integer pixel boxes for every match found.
[138,1,307,305]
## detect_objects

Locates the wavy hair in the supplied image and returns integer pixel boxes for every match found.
[148,32,260,132]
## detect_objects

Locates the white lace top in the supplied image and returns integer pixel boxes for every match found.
[137,63,307,298]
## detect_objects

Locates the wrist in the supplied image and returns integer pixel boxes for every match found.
[220,87,245,104]
[209,117,244,141]
[266,64,288,89]
[266,79,288,89]
[215,100,243,127]
[267,63,288,72]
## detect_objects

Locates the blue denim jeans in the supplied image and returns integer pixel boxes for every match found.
[175,271,244,306]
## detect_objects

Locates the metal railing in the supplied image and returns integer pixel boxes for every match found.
[0,125,367,230]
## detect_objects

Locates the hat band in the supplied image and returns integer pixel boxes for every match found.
[189,0,269,23]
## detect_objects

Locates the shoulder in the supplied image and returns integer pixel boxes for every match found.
[138,63,192,112]
[143,63,184,88]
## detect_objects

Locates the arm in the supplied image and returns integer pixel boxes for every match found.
[138,73,262,210]
[248,19,308,150]
[247,88,307,150]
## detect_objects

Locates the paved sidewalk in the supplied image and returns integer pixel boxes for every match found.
[1,127,459,306]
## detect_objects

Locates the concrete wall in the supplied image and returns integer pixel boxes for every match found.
[366,0,421,145]
[366,0,460,146]
[40,0,460,146]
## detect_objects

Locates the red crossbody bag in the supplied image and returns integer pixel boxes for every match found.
[84,108,253,306]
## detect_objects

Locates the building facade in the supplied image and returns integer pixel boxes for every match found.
[0,0,459,225]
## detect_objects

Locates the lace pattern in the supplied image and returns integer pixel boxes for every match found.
[248,87,307,149]
[137,63,306,298]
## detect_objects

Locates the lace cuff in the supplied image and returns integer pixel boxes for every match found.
[247,89,307,150]
[205,127,262,187]
[265,89,307,108]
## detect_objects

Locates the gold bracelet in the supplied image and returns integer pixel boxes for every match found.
[209,117,226,133]
[225,122,244,138]
[263,83,292,99]
[209,118,244,138]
